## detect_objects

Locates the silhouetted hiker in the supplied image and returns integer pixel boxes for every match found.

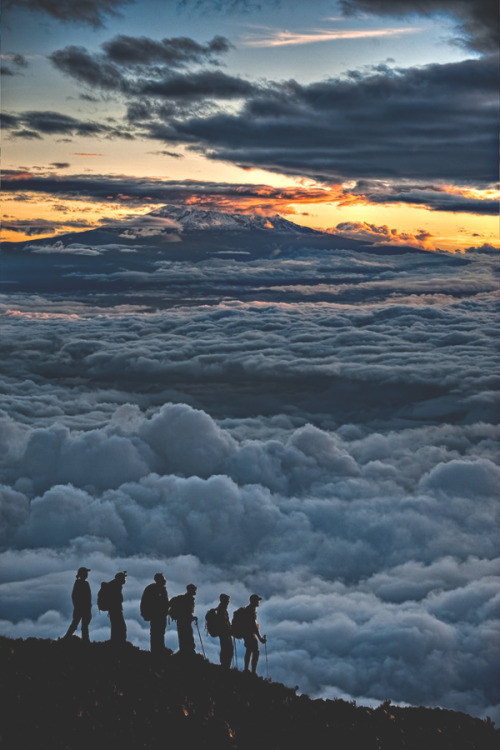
[140,573,169,656]
[99,571,127,644]
[62,566,91,642]
[242,594,266,674]
[215,593,233,668]
[170,583,198,654]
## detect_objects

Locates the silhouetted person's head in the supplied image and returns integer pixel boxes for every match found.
[154,573,166,586]
[77,567,90,580]
[220,593,230,606]
[115,571,127,585]
[186,583,197,596]
[249,594,262,607]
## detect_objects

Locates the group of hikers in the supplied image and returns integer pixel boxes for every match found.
[61,567,267,674]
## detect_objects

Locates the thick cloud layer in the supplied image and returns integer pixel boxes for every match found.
[168,56,498,184]
[0,241,498,721]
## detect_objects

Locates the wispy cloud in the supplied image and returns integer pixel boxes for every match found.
[243,25,417,47]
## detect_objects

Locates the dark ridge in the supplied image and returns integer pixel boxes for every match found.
[1,636,497,750]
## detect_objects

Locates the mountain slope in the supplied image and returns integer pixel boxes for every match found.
[1,636,497,750]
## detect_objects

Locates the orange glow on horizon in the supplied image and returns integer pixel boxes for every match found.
[442,184,500,201]
[1,176,498,253]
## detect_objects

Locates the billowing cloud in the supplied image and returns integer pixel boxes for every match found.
[333,221,435,250]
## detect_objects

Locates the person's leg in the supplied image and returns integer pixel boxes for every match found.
[243,637,251,670]
[220,635,233,668]
[117,611,127,643]
[151,617,166,655]
[62,611,81,639]
[178,622,195,653]
[251,640,260,673]
[110,610,127,643]
[81,612,91,643]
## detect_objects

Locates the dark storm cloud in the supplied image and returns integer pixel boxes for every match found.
[3,0,132,28]
[169,56,498,184]
[49,35,237,97]
[140,69,255,100]
[340,0,498,53]
[49,46,129,92]
[102,34,231,66]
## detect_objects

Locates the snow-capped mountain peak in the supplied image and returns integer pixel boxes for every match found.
[151,205,318,234]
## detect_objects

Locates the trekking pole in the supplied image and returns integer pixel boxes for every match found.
[195,620,206,658]
[264,639,270,680]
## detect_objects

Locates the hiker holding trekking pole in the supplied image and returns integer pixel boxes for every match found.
[232,594,266,675]
[169,583,199,655]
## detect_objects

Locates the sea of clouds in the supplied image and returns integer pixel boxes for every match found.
[0,244,499,721]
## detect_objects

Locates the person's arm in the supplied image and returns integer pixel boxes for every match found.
[257,623,266,644]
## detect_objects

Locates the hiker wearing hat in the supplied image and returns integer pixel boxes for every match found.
[175,583,198,654]
[216,593,233,668]
[62,566,92,642]
[108,571,128,644]
[244,594,266,674]
[140,573,169,656]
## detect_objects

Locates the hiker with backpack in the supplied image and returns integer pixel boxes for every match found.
[169,583,198,655]
[98,571,127,645]
[232,594,266,674]
[140,573,169,656]
[206,593,233,669]
[61,566,92,643]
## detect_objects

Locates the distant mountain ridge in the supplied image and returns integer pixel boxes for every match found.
[1,636,497,750]
[151,204,320,234]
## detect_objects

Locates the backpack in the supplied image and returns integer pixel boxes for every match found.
[168,594,184,621]
[231,607,251,639]
[140,586,153,622]
[97,581,112,612]
[205,608,220,638]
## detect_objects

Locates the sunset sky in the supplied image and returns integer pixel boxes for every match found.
[2,0,499,251]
